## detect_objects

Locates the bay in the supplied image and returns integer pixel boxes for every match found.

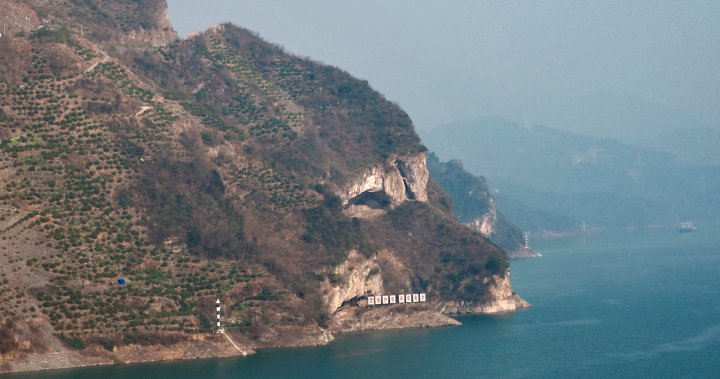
[7,226,720,378]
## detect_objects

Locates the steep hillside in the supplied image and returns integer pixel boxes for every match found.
[427,154,540,258]
[0,1,525,371]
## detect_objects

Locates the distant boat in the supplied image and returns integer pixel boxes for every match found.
[676,216,697,233]
[678,221,697,233]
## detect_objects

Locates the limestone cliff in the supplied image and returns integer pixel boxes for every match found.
[468,195,497,237]
[323,249,529,333]
[438,273,530,314]
[467,200,542,258]
[321,250,384,314]
[340,153,428,218]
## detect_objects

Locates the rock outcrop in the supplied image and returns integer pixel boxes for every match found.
[467,196,497,237]
[467,205,542,258]
[438,273,530,314]
[340,153,428,218]
[393,153,429,202]
[321,250,384,314]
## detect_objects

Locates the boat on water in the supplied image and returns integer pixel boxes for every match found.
[676,215,697,233]
[678,221,697,233]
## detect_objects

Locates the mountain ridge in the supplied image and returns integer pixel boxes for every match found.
[422,116,720,230]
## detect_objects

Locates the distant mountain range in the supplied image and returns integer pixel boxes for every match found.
[636,127,720,167]
[421,117,720,231]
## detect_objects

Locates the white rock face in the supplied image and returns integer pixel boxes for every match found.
[339,153,428,218]
[342,165,406,206]
[394,153,429,202]
[467,196,497,237]
[322,250,384,314]
[471,274,530,314]
[438,273,530,315]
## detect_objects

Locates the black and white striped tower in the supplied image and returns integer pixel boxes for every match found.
[216,299,221,332]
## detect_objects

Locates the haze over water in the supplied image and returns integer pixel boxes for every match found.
[9,227,720,378]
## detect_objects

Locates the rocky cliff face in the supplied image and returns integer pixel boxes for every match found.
[324,252,527,333]
[427,154,541,258]
[439,274,530,314]
[340,153,428,218]
[321,250,384,314]
[468,195,497,237]
[466,202,542,258]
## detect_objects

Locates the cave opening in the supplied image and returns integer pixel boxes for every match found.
[336,295,366,313]
[349,190,392,209]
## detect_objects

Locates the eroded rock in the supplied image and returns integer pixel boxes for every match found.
[321,250,384,314]
[340,153,428,218]
[438,273,530,314]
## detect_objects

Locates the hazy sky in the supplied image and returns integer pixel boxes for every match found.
[167,0,720,142]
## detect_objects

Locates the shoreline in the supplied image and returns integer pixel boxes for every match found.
[1,301,529,375]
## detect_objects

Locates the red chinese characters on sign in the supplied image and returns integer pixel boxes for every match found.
[366,293,427,306]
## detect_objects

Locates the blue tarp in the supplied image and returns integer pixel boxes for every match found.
[117,278,126,285]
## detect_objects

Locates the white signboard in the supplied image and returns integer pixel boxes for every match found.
[368,296,375,305]
[398,294,405,304]
[413,294,419,302]
[382,295,389,304]
[406,294,413,303]
[389,295,396,304]
[420,293,426,302]
[375,296,381,305]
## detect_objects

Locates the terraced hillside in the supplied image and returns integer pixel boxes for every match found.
[0,0,524,370]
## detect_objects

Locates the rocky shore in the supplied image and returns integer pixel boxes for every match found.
[2,294,530,374]
[507,246,544,259]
